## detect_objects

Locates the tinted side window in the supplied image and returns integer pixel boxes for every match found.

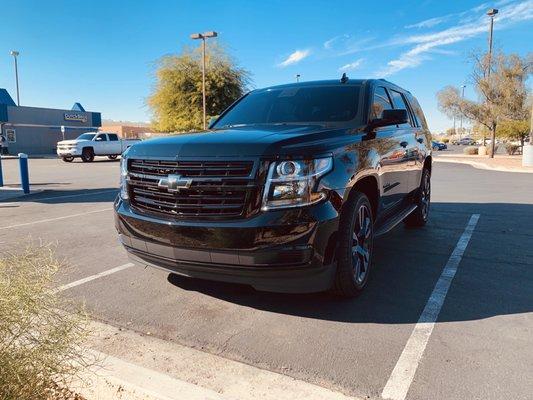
[405,93,428,129]
[108,134,119,141]
[371,86,393,120]
[96,134,107,141]
[389,90,414,127]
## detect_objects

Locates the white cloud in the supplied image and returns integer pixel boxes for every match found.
[405,15,452,29]
[323,34,349,49]
[277,49,311,67]
[380,0,533,77]
[338,58,364,71]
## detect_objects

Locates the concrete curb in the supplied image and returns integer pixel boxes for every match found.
[434,157,533,174]
[74,320,362,400]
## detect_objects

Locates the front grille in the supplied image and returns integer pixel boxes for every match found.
[128,159,260,219]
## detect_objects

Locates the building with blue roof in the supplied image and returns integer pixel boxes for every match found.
[0,89,101,155]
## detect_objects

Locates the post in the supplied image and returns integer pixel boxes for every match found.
[459,85,465,139]
[0,152,3,187]
[486,9,498,158]
[18,153,30,194]
[14,57,20,106]
[201,38,207,130]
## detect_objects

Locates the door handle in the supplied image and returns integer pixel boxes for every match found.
[400,141,408,148]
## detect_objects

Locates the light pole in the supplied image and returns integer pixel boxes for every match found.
[10,50,20,106]
[295,74,301,83]
[486,8,498,157]
[459,84,466,139]
[190,31,218,130]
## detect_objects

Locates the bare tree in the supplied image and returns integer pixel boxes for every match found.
[437,51,532,158]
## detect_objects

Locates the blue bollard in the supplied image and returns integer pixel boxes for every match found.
[18,153,30,194]
[0,153,3,187]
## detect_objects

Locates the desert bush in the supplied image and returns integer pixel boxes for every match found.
[463,146,479,155]
[442,137,450,144]
[0,246,90,400]
[505,143,521,155]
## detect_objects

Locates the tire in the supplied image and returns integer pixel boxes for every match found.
[108,155,118,160]
[333,192,374,297]
[81,148,94,163]
[404,168,431,227]
[62,156,74,162]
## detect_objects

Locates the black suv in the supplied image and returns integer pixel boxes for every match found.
[115,78,431,297]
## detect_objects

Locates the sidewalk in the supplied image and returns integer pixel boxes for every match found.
[433,153,533,174]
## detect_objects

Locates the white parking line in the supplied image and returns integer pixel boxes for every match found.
[381,213,480,400]
[0,208,112,230]
[52,263,134,294]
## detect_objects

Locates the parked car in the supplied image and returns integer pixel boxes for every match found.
[115,78,432,297]
[57,132,139,162]
[431,140,447,151]
[455,137,476,145]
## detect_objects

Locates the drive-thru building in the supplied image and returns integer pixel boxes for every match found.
[0,88,101,155]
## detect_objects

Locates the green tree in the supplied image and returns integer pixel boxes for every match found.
[437,51,532,157]
[148,44,250,132]
[496,119,530,146]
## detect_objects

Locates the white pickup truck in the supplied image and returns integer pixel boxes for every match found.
[57,132,140,162]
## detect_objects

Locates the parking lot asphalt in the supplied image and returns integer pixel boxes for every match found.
[1,157,532,400]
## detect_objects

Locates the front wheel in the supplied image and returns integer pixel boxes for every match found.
[62,156,74,162]
[333,192,374,297]
[404,168,431,227]
[108,155,118,160]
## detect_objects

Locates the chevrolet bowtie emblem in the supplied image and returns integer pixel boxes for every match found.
[158,174,192,192]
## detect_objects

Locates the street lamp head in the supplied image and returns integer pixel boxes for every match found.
[487,8,498,16]
[10,50,19,57]
[202,31,218,38]
[190,33,203,40]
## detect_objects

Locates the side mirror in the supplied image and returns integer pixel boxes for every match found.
[95,137,102,141]
[370,109,408,129]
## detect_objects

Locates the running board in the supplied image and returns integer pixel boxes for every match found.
[374,204,418,237]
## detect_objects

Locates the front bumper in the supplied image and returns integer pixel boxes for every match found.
[57,148,80,157]
[114,198,341,293]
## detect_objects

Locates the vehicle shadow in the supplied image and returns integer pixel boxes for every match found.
[167,202,533,324]
[8,188,118,204]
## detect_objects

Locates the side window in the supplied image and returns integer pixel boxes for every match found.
[371,86,393,120]
[96,134,107,141]
[406,93,428,129]
[108,134,119,141]
[389,90,414,127]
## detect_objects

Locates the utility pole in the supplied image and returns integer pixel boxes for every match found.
[10,50,20,106]
[190,31,218,130]
[486,8,498,158]
[295,74,301,83]
[459,85,466,140]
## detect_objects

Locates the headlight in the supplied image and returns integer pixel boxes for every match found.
[261,157,333,210]
[120,156,129,200]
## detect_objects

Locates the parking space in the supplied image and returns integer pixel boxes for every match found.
[1,158,532,399]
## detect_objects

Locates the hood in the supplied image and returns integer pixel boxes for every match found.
[57,139,87,145]
[126,124,358,159]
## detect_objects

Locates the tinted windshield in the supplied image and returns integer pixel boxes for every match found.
[77,133,96,140]
[213,85,360,129]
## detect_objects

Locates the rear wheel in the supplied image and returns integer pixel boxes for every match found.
[404,168,431,227]
[108,155,118,160]
[62,156,74,162]
[81,148,94,163]
[333,192,374,297]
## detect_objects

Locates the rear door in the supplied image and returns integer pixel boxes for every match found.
[388,89,420,194]
[107,133,121,154]
[370,86,410,215]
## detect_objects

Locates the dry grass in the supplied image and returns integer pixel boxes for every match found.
[463,146,479,155]
[0,246,91,400]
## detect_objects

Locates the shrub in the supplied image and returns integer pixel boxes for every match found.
[0,246,90,400]
[463,146,478,155]
[442,138,450,144]
[505,143,521,155]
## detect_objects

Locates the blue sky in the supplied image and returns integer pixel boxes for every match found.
[0,0,531,132]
